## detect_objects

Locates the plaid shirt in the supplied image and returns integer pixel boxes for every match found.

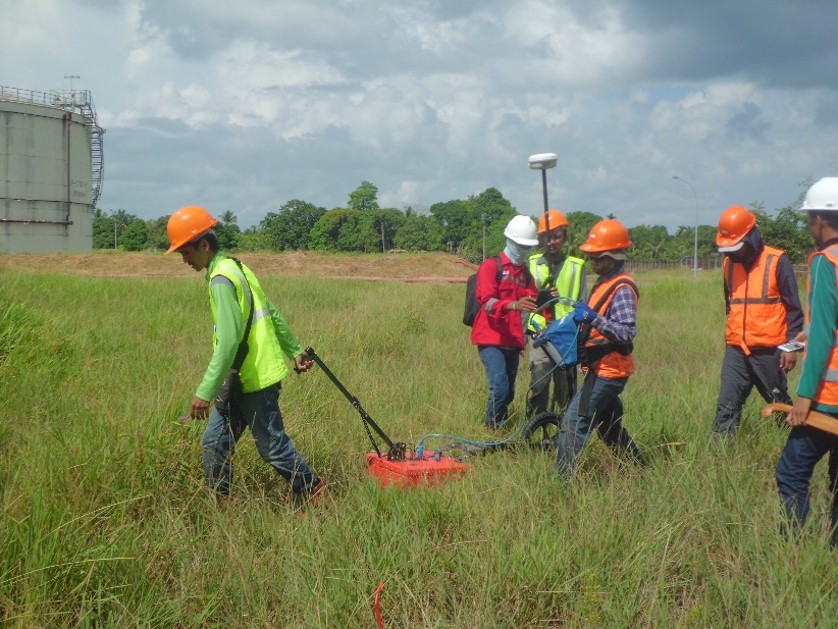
[591,268,637,345]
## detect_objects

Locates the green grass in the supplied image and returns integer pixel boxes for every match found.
[0,263,835,627]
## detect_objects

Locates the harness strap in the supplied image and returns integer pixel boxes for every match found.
[229,257,255,373]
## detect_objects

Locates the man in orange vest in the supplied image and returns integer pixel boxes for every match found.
[555,219,645,476]
[776,177,838,547]
[713,205,803,440]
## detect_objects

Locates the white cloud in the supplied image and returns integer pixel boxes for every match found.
[4,0,838,230]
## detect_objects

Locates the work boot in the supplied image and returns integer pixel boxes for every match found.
[484,418,509,433]
[614,441,647,468]
[711,430,735,450]
[299,479,333,509]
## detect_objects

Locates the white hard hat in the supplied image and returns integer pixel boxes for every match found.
[801,177,838,212]
[504,215,539,246]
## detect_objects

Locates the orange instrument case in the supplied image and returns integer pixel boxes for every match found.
[305,347,469,489]
[365,452,468,488]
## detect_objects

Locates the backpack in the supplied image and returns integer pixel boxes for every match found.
[463,256,503,326]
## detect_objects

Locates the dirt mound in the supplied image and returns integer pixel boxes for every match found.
[0,251,479,283]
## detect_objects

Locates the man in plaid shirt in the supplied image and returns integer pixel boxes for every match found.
[556,219,646,477]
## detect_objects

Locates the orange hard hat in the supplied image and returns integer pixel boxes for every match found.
[165,206,219,254]
[537,209,569,233]
[716,205,756,252]
[579,219,632,254]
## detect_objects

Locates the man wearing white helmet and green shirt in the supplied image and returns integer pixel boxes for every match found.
[471,215,539,430]
[776,177,838,547]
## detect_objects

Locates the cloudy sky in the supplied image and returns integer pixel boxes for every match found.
[4,0,838,230]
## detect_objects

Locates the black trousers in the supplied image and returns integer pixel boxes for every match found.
[712,345,791,437]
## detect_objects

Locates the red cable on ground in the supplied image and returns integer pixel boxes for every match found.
[374,582,385,629]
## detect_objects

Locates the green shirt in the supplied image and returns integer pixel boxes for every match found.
[196,253,303,401]
[797,252,838,413]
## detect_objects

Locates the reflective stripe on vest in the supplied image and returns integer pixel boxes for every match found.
[724,245,788,350]
[209,257,288,393]
[585,272,637,378]
[806,246,838,404]
[527,254,585,331]
[486,264,531,314]
[210,271,270,331]
[727,255,781,305]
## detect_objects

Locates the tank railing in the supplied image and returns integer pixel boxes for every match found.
[0,85,53,106]
[0,217,73,226]
[0,85,94,112]
[49,89,95,111]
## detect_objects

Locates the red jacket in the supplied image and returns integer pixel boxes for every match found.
[470,252,537,349]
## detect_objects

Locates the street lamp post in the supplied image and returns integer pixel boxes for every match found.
[672,175,699,275]
[112,213,126,249]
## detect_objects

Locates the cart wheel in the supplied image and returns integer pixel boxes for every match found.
[522,412,561,451]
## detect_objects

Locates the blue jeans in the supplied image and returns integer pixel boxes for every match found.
[478,346,521,428]
[775,425,838,547]
[202,383,319,496]
[556,375,644,477]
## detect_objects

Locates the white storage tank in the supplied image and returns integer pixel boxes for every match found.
[0,85,104,253]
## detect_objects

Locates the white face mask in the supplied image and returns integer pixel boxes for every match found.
[504,239,534,265]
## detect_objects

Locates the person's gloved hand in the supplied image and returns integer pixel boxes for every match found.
[572,303,598,324]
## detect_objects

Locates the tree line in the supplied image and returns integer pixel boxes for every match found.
[93,180,815,264]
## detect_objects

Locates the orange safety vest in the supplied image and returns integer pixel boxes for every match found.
[807,245,838,406]
[724,245,788,352]
[585,272,637,378]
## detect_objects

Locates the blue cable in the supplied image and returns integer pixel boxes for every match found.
[416,304,580,459]
[416,417,529,460]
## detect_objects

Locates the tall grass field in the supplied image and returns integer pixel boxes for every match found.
[0,257,835,627]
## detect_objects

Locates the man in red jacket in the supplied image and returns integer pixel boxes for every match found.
[471,215,539,429]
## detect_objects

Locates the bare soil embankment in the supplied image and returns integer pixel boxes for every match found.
[0,251,478,283]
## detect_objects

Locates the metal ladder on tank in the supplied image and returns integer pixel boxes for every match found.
[77,91,105,207]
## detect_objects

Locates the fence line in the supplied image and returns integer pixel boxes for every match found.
[624,256,723,274]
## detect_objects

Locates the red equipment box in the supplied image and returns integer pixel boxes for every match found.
[366,452,469,488]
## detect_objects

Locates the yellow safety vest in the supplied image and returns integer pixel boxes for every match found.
[209,257,288,392]
[526,253,585,332]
